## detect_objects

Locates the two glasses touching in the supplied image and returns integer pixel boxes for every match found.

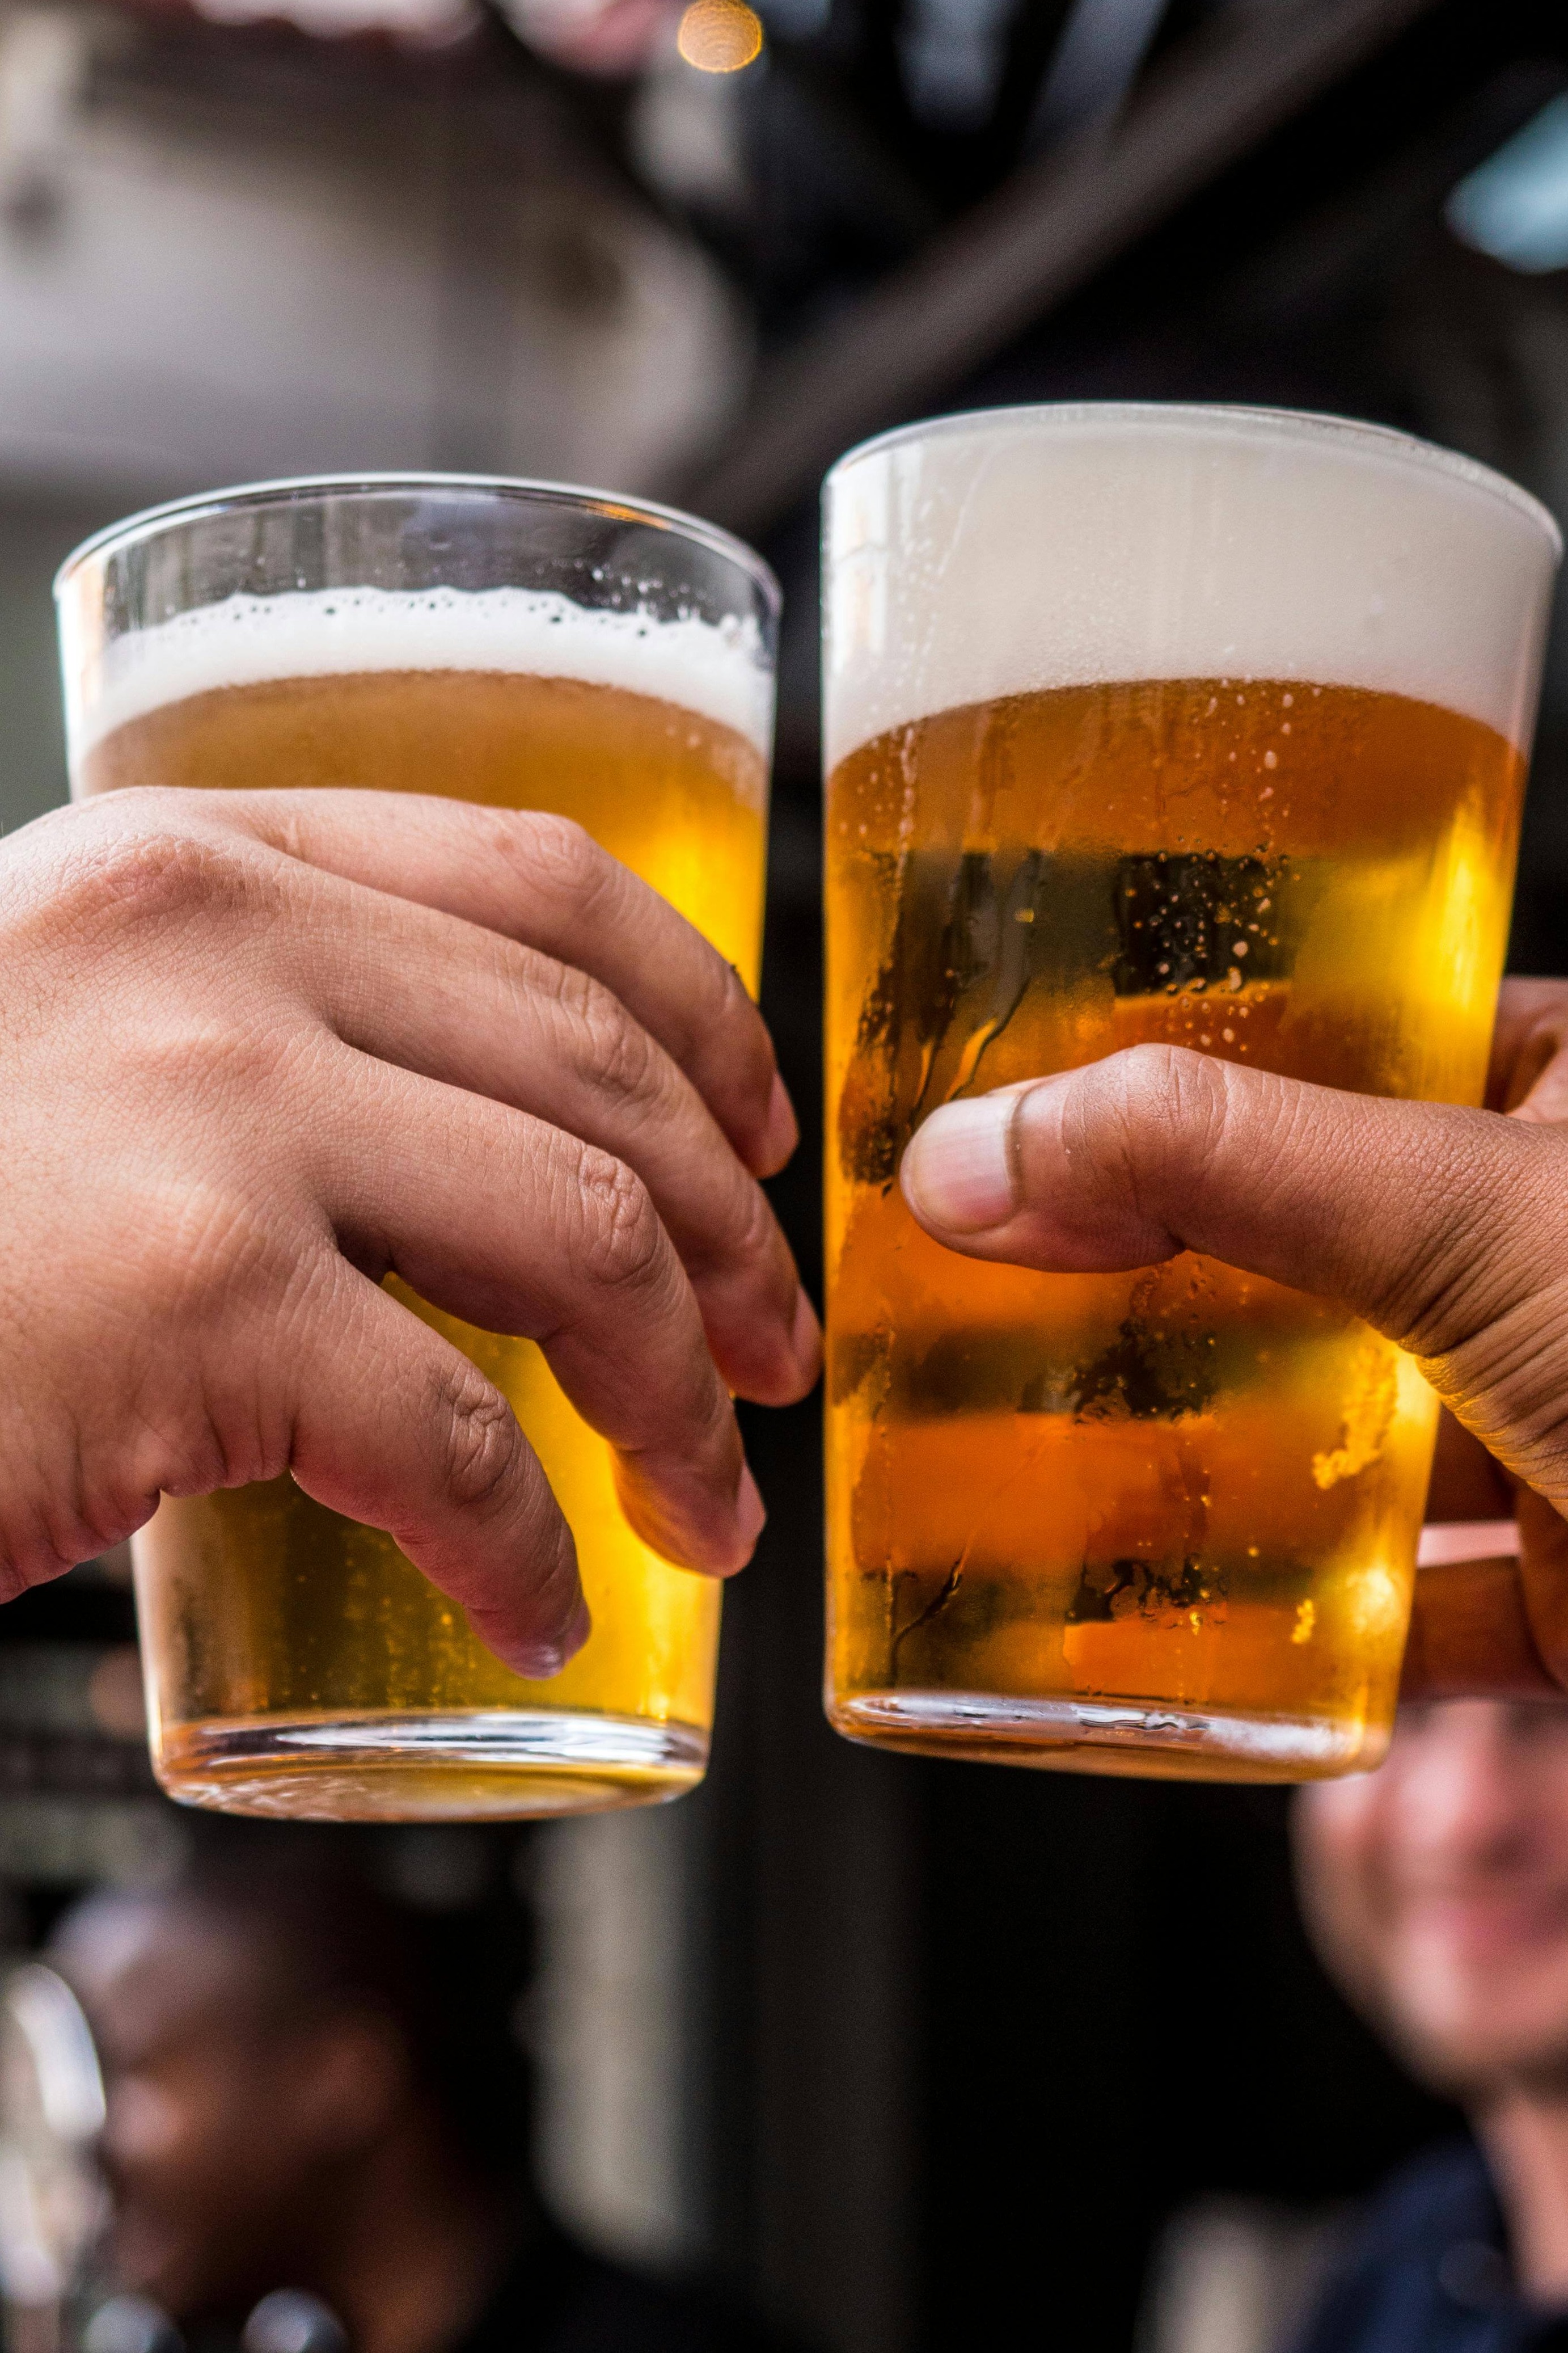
[54,403,1560,1819]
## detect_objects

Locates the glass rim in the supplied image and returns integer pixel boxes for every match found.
[53,470,782,614]
[825,400,1562,558]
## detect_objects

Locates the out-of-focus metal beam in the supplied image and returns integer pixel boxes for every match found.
[1028,0,1172,147]
[691,0,1443,535]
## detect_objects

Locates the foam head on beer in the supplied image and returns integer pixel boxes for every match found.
[826,404,1553,771]
[822,404,1558,1783]
[72,578,773,1015]
[69,583,774,773]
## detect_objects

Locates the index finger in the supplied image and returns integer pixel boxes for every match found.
[120,786,798,1179]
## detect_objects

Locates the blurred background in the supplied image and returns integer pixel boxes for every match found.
[1,1,1567,2350]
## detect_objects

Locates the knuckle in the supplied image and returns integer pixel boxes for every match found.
[133,1010,301,1109]
[573,1148,667,1296]
[588,1006,660,1113]
[1117,1040,1218,1123]
[508,812,614,915]
[697,1173,783,1294]
[55,815,257,941]
[1080,1044,1172,1180]
[142,1183,320,1348]
[552,965,662,1110]
[692,1369,739,1454]
[153,1231,317,1492]
[430,1356,524,1520]
[732,1171,780,1268]
[156,1402,276,1500]
[1117,1042,1236,1166]
[1071,1044,1236,1238]
[688,947,770,1079]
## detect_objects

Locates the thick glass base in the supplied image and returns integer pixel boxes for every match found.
[827,1689,1384,1783]
[153,1710,708,1820]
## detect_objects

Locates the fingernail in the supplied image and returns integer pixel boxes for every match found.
[791,1287,823,1378]
[514,1596,590,1681]
[514,1641,567,1680]
[901,1094,1018,1232]
[736,1463,767,1550]
[763,1073,799,1165]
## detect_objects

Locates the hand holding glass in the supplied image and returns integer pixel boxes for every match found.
[823,404,1559,1781]
[57,475,792,1821]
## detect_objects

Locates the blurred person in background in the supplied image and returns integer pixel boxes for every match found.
[1291,1700,1568,2352]
[50,1852,797,2353]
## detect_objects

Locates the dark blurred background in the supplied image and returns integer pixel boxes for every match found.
[1,2,1566,2349]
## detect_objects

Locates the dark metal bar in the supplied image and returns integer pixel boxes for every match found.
[691,0,1443,535]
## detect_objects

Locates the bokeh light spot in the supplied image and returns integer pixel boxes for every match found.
[677,0,763,72]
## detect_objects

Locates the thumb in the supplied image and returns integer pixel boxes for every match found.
[899,1044,1568,1511]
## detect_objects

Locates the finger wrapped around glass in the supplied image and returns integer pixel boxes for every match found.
[823,404,1559,1782]
[56,476,778,1820]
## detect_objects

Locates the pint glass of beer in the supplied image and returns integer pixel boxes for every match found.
[823,404,1558,1781]
[56,475,777,1820]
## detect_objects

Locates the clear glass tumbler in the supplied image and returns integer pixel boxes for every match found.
[823,403,1558,1782]
[58,474,777,1820]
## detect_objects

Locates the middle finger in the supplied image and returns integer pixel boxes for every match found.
[317,1051,762,1579]
[288,861,819,1407]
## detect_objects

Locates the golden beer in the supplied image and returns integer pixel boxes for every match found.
[823,407,1559,1780]
[58,481,776,1819]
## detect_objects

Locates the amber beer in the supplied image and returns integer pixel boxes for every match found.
[57,480,776,1819]
[823,406,1559,1781]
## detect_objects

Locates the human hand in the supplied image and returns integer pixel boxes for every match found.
[899,978,1568,1702]
[0,788,819,1674]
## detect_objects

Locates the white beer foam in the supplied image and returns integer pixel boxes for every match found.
[71,584,775,764]
[825,406,1561,768]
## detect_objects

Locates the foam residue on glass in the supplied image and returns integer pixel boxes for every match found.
[71,585,774,768]
[825,404,1560,771]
